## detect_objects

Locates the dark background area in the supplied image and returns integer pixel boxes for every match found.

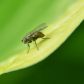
[0,20,84,84]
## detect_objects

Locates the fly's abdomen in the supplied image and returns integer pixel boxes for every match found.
[37,32,45,38]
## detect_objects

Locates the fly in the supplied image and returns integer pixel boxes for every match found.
[22,23,49,53]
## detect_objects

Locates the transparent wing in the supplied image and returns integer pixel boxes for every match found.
[33,23,47,33]
[26,23,47,38]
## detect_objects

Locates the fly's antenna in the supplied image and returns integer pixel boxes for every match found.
[22,40,23,42]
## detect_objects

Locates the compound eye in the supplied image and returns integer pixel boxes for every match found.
[23,38,27,43]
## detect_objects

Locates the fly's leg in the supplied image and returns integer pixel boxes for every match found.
[33,35,39,50]
[42,37,51,39]
[27,43,30,53]
[27,41,32,53]
[35,40,39,50]
[34,37,50,50]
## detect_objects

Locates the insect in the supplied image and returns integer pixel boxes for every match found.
[22,23,49,53]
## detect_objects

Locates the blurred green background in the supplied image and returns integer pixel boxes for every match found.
[0,21,84,84]
[0,0,84,84]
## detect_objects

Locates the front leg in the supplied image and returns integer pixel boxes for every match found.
[27,41,32,53]
[27,43,30,53]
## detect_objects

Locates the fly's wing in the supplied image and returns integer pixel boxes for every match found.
[26,23,47,39]
[33,23,47,33]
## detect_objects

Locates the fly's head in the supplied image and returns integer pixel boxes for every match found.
[22,37,27,44]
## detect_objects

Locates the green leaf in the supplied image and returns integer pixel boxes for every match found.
[0,0,84,75]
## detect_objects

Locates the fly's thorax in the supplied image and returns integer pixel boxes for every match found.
[31,33,37,37]
[26,34,31,39]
